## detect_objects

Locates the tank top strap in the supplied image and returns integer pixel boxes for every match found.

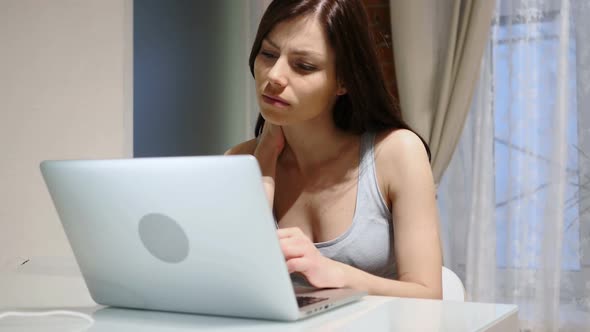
[356,132,390,217]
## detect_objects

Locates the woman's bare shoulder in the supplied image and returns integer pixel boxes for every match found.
[375,128,428,161]
[374,128,433,192]
[224,138,258,155]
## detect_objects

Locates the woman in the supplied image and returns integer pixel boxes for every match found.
[226,0,442,299]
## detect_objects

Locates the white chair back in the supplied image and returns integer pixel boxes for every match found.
[442,266,465,301]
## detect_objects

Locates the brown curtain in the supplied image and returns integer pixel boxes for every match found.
[389,0,495,183]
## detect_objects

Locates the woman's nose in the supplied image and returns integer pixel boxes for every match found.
[267,58,288,88]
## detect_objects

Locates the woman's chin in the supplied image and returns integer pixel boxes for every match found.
[260,109,290,126]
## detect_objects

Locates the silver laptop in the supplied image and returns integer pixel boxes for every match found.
[40,155,366,321]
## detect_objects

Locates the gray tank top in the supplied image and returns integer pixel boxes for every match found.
[313,131,396,279]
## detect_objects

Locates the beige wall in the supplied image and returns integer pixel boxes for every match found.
[0,0,132,267]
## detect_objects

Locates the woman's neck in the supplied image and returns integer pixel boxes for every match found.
[279,119,358,176]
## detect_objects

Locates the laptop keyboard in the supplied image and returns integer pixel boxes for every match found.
[296,296,328,307]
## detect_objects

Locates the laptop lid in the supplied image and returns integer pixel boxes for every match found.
[40,156,301,320]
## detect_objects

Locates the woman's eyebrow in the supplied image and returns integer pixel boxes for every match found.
[263,38,323,57]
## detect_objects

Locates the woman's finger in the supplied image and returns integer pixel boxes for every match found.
[279,237,307,259]
[286,257,310,274]
[277,227,305,239]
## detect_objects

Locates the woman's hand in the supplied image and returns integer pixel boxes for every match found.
[255,122,285,160]
[254,122,285,208]
[278,227,346,289]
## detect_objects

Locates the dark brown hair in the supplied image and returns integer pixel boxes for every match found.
[249,0,430,159]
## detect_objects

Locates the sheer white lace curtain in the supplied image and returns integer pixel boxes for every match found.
[438,0,590,331]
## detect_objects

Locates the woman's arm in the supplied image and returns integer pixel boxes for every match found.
[336,261,441,299]
[252,124,284,208]
[224,123,285,208]
[381,129,442,299]
[279,226,441,299]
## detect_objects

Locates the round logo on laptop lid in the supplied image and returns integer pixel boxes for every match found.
[138,213,190,263]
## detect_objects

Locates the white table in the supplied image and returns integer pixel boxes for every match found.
[0,257,518,331]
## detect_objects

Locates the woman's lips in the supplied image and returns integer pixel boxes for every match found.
[262,95,290,108]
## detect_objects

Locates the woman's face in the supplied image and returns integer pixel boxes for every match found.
[253,15,344,126]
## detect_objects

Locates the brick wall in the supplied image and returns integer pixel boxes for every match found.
[362,0,398,99]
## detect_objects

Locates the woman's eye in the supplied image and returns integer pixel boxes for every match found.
[297,63,316,72]
[260,51,277,59]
